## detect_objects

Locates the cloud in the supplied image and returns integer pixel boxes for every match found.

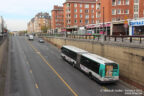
[0,0,65,31]
[6,19,29,31]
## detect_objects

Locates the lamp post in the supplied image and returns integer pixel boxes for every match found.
[103,7,105,35]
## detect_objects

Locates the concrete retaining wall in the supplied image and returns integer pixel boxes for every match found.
[43,37,144,90]
[0,38,8,96]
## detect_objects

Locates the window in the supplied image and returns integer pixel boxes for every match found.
[85,4,89,8]
[91,15,94,18]
[91,9,94,13]
[112,9,116,15]
[80,20,82,23]
[134,0,139,3]
[67,19,71,24]
[61,48,77,60]
[91,4,94,8]
[74,14,77,18]
[67,3,70,7]
[66,9,70,13]
[74,9,77,13]
[125,9,129,14]
[96,3,101,9]
[117,9,121,14]
[85,15,89,18]
[67,14,71,18]
[74,4,77,7]
[134,5,139,12]
[121,9,124,14]
[112,0,116,6]
[96,12,101,18]
[80,4,82,8]
[125,0,129,5]
[80,56,100,74]
[91,19,95,24]
[85,19,89,24]
[85,9,89,13]
[112,18,116,21]
[117,0,121,5]
[134,14,139,18]
[75,20,77,23]
[80,14,82,18]
[80,9,82,13]
[96,20,100,24]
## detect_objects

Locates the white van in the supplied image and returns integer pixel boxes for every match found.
[29,35,34,40]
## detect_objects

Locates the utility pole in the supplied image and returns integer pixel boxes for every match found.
[103,7,105,35]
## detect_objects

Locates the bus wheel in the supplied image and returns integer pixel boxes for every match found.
[72,63,75,68]
[63,56,65,60]
[88,72,92,79]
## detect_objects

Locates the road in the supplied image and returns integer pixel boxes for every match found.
[7,36,142,96]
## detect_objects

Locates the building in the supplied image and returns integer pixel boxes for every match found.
[27,18,34,34]
[129,18,144,35]
[96,0,144,23]
[0,16,7,35]
[0,16,3,34]
[27,12,51,34]
[51,5,64,33]
[95,0,144,35]
[63,0,97,29]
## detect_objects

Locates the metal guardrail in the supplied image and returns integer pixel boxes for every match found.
[105,35,144,44]
[40,33,144,44]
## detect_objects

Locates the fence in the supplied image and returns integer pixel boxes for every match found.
[40,33,144,44]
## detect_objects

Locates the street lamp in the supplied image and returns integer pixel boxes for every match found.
[103,7,105,35]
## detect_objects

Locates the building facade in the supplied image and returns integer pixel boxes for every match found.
[63,0,97,28]
[95,0,144,35]
[51,5,64,31]
[96,0,144,23]
[0,16,7,35]
[27,12,51,33]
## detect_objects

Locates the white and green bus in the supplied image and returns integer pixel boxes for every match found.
[80,53,119,83]
[61,45,119,83]
[61,45,88,67]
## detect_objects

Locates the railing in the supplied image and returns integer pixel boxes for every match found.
[105,35,144,44]
[40,33,144,44]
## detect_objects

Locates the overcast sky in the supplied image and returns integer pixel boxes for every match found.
[0,0,65,31]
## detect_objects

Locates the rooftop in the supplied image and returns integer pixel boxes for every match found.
[62,45,88,53]
[82,53,116,64]
[52,5,63,11]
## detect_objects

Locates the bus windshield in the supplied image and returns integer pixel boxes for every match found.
[105,63,118,69]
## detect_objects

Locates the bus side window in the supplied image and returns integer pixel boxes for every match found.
[89,60,100,74]
[80,56,88,66]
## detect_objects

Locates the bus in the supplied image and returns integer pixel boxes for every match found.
[80,53,119,83]
[61,45,88,67]
[61,45,119,83]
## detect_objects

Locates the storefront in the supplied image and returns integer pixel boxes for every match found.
[129,19,144,35]
[85,23,111,35]
[112,21,129,36]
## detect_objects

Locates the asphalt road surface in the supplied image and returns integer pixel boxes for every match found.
[7,36,142,96]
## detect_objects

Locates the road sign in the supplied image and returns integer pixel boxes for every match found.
[124,16,128,25]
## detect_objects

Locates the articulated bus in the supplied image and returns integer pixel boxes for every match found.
[61,45,119,83]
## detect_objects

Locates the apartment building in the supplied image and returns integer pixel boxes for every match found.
[27,12,51,33]
[0,16,7,35]
[27,18,34,34]
[63,0,96,28]
[96,0,144,23]
[95,0,144,35]
[51,5,64,30]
